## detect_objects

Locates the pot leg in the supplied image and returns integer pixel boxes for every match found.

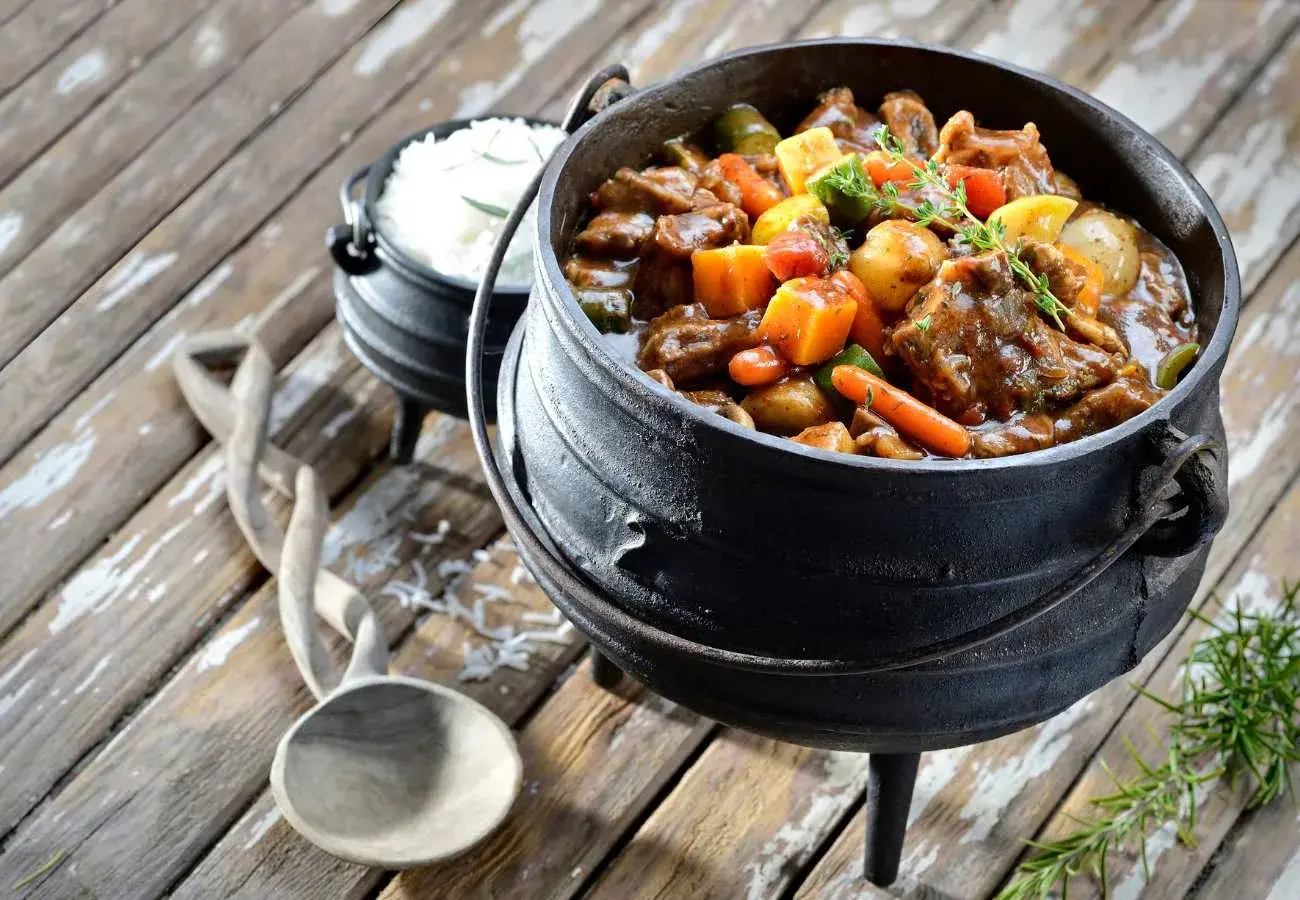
[589,647,624,690]
[390,396,427,465]
[863,751,920,886]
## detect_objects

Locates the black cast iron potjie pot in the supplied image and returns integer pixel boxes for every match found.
[464,44,1237,881]
[326,117,555,462]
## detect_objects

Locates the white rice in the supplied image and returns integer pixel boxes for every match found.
[374,117,567,287]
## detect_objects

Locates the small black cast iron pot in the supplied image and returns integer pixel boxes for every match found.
[471,42,1239,754]
[327,118,553,457]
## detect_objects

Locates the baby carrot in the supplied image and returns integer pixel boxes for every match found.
[830,365,971,457]
[729,345,790,386]
[717,153,785,219]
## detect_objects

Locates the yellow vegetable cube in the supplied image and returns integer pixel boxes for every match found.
[774,127,843,195]
[751,194,830,245]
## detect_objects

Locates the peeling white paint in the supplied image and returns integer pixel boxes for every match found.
[743,751,867,899]
[0,212,21,256]
[195,617,262,674]
[243,807,283,849]
[143,332,188,373]
[266,342,345,433]
[1093,53,1225,144]
[145,583,167,603]
[73,389,117,433]
[191,22,226,68]
[56,49,108,95]
[74,655,112,695]
[95,252,179,312]
[47,509,73,530]
[192,548,209,565]
[1227,394,1290,489]
[138,422,153,436]
[355,0,455,77]
[958,697,1093,844]
[910,745,973,827]
[623,0,706,79]
[0,431,97,519]
[1267,831,1300,900]
[185,262,235,307]
[266,266,320,315]
[48,530,149,633]
[453,0,602,117]
[0,649,38,719]
[975,0,1096,73]
[319,0,360,17]
[168,454,225,515]
[320,407,358,440]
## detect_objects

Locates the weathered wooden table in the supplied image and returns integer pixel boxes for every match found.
[0,1,1296,897]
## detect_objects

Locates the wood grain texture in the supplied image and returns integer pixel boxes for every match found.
[0,0,110,96]
[0,0,410,376]
[801,0,986,42]
[0,0,300,273]
[0,325,390,841]
[171,537,586,900]
[1189,768,1300,900]
[1189,24,1300,294]
[1023,474,1300,900]
[0,0,654,641]
[792,233,1300,899]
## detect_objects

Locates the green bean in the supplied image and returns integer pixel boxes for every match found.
[1155,341,1200,390]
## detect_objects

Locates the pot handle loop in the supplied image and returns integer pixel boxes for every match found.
[327,164,378,276]
[1136,424,1227,558]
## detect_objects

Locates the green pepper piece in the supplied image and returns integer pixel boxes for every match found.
[713,104,781,156]
[661,137,710,173]
[806,155,876,226]
[1155,341,1200,390]
[815,344,885,400]
[577,287,632,334]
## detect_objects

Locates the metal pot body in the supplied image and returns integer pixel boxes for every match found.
[328,119,545,418]
[498,41,1239,751]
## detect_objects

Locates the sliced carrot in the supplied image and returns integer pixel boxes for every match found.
[757,277,856,366]
[691,244,776,317]
[728,345,790,387]
[1056,243,1103,317]
[863,150,914,187]
[830,270,887,364]
[944,164,1006,219]
[717,153,785,219]
[830,366,971,458]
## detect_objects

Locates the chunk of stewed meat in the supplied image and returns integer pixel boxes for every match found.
[564,256,637,290]
[574,211,656,257]
[849,407,924,460]
[798,87,884,154]
[878,91,938,158]
[933,111,1055,199]
[591,166,700,214]
[970,412,1055,458]
[891,251,1122,423]
[1019,240,1125,354]
[1053,370,1158,444]
[683,389,756,429]
[698,159,745,208]
[637,303,762,384]
[631,202,751,317]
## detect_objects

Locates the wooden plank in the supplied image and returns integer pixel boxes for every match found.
[1022,474,1300,900]
[792,237,1300,899]
[0,429,578,897]
[1090,0,1299,159]
[1189,772,1300,900]
[0,324,392,841]
[0,0,109,96]
[0,0,411,372]
[0,0,300,272]
[1188,25,1300,295]
[0,0,653,655]
[801,0,986,42]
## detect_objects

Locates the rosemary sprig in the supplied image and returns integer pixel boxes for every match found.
[871,130,1072,329]
[461,195,510,218]
[998,580,1300,900]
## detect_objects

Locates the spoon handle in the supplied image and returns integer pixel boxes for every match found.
[174,332,388,699]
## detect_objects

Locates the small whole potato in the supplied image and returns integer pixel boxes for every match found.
[741,376,837,436]
[1058,208,1140,295]
[849,220,946,313]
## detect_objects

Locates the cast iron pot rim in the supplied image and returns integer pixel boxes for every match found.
[363,115,560,299]
[534,37,1240,475]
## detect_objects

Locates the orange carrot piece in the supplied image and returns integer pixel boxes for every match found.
[691,244,776,317]
[717,153,785,219]
[830,366,971,458]
[863,150,914,187]
[1057,243,1103,316]
[728,345,790,386]
[830,270,887,363]
[757,277,856,366]
[944,164,1006,219]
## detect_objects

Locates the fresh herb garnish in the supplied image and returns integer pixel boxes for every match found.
[831,224,855,245]
[828,246,849,270]
[915,314,932,332]
[872,129,1071,329]
[461,195,510,218]
[998,581,1300,899]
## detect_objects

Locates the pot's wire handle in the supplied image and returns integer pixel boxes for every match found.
[327,164,378,276]
[1137,424,1227,557]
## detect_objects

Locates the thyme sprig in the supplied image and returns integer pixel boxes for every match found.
[870,129,1072,329]
[998,581,1300,900]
